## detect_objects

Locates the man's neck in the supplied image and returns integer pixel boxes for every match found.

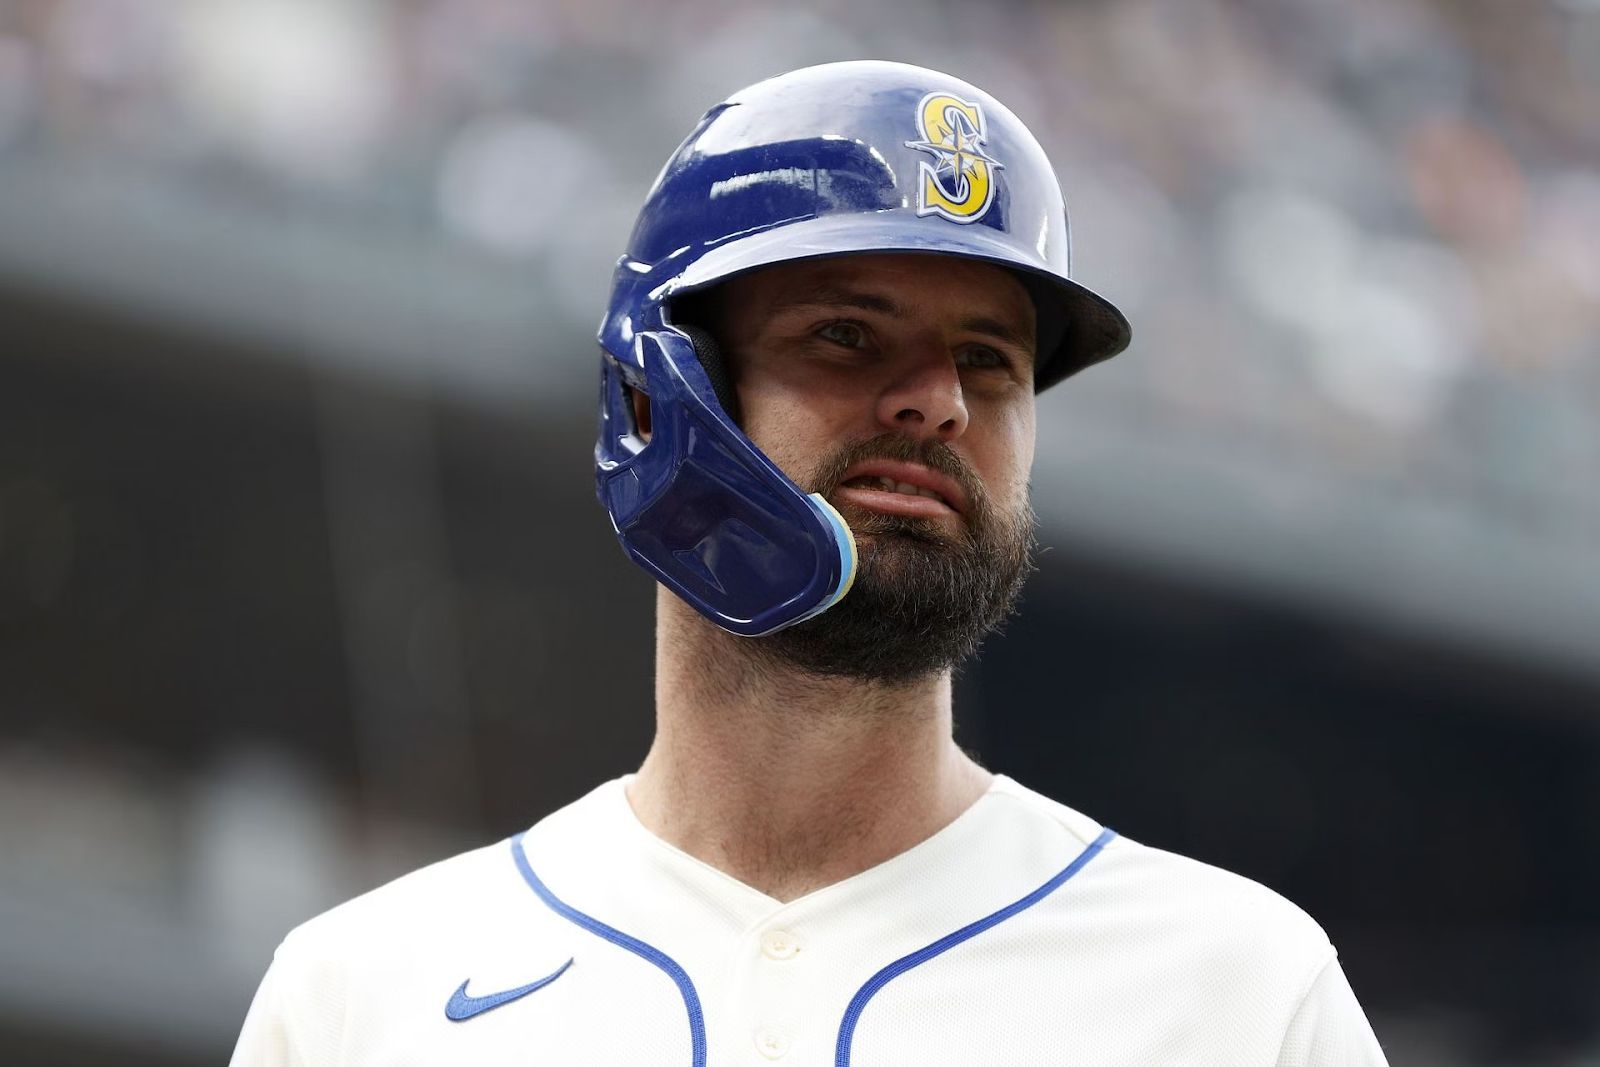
[626,591,993,903]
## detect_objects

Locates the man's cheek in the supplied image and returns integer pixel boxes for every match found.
[746,433,809,486]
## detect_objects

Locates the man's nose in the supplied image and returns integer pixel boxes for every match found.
[874,351,969,441]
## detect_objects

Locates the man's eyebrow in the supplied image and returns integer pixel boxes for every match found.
[769,285,901,316]
[960,315,1035,353]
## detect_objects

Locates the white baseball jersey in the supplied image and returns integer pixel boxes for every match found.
[231,775,1387,1066]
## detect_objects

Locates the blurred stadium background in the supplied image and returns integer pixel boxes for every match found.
[1,0,1597,1063]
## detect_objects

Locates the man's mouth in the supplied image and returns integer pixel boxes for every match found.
[831,458,971,518]
[838,474,952,508]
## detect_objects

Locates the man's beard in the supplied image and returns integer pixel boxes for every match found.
[749,434,1038,686]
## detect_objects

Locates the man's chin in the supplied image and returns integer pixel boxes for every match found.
[741,516,1035,686]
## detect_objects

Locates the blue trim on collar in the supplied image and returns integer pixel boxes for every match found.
[834,826,1117,1066]
[510,833,707,1067]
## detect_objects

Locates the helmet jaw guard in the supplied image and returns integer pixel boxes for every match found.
[596,328,856,637]
[595,61,1129,637]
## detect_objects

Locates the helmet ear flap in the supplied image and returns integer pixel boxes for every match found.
[674,324,741,425]
[597,329,855,637]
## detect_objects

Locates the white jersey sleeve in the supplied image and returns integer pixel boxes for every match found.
[230,949,300,1067]
[230,931,346,1067]
[1276,956,1389,1066]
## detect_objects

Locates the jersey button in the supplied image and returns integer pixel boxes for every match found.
[754,1025,791,1059]
[760,929,801,960]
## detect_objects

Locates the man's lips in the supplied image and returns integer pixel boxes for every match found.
[831,459,970,519]
[833,485,958,520]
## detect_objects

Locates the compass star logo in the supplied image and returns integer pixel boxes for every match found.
[905,92,1003,224]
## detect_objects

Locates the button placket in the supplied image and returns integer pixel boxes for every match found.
[726,922,809,1063]
[754,1024,791,1059]
[759,929,802,961]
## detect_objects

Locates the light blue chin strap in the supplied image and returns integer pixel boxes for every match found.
[796,493,858,624]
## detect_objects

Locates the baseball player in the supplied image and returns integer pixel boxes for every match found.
[232,61,1388,1065]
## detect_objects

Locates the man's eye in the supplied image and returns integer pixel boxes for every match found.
[817,321,867,347]
[958,346,1011,370]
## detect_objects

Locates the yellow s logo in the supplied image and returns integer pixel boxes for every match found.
[905,92,1003,224]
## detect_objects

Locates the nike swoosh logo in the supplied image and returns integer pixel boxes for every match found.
[444,958,574,1021]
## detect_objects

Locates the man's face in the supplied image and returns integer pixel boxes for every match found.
[689,252,1041,684]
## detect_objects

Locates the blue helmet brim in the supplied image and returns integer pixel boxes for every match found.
[663,212,1131,392]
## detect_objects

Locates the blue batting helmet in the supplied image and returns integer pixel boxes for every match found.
[595,60,1130,637]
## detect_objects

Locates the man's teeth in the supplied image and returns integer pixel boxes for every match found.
[845,475,946,502]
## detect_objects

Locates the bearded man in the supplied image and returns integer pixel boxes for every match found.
[232,61,1389,1066]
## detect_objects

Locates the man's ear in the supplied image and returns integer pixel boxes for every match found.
[629,386,653,442]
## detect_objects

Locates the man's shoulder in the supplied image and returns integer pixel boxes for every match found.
[892,778,1383,1065]
[995,776,1335,969]
[272,838,518,973]
[1095,832,1335,963]
[232,787,632,1066]
[272,780,623,966]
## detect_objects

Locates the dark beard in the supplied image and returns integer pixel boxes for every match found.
[750,435,1037,686]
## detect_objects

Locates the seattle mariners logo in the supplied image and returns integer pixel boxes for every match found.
[905,92,1003,224]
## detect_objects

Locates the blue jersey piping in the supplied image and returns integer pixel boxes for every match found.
[834,826,1116,1066]
[510,833,707,1067]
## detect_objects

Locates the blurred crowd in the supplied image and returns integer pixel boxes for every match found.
[2,0,1596,531]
